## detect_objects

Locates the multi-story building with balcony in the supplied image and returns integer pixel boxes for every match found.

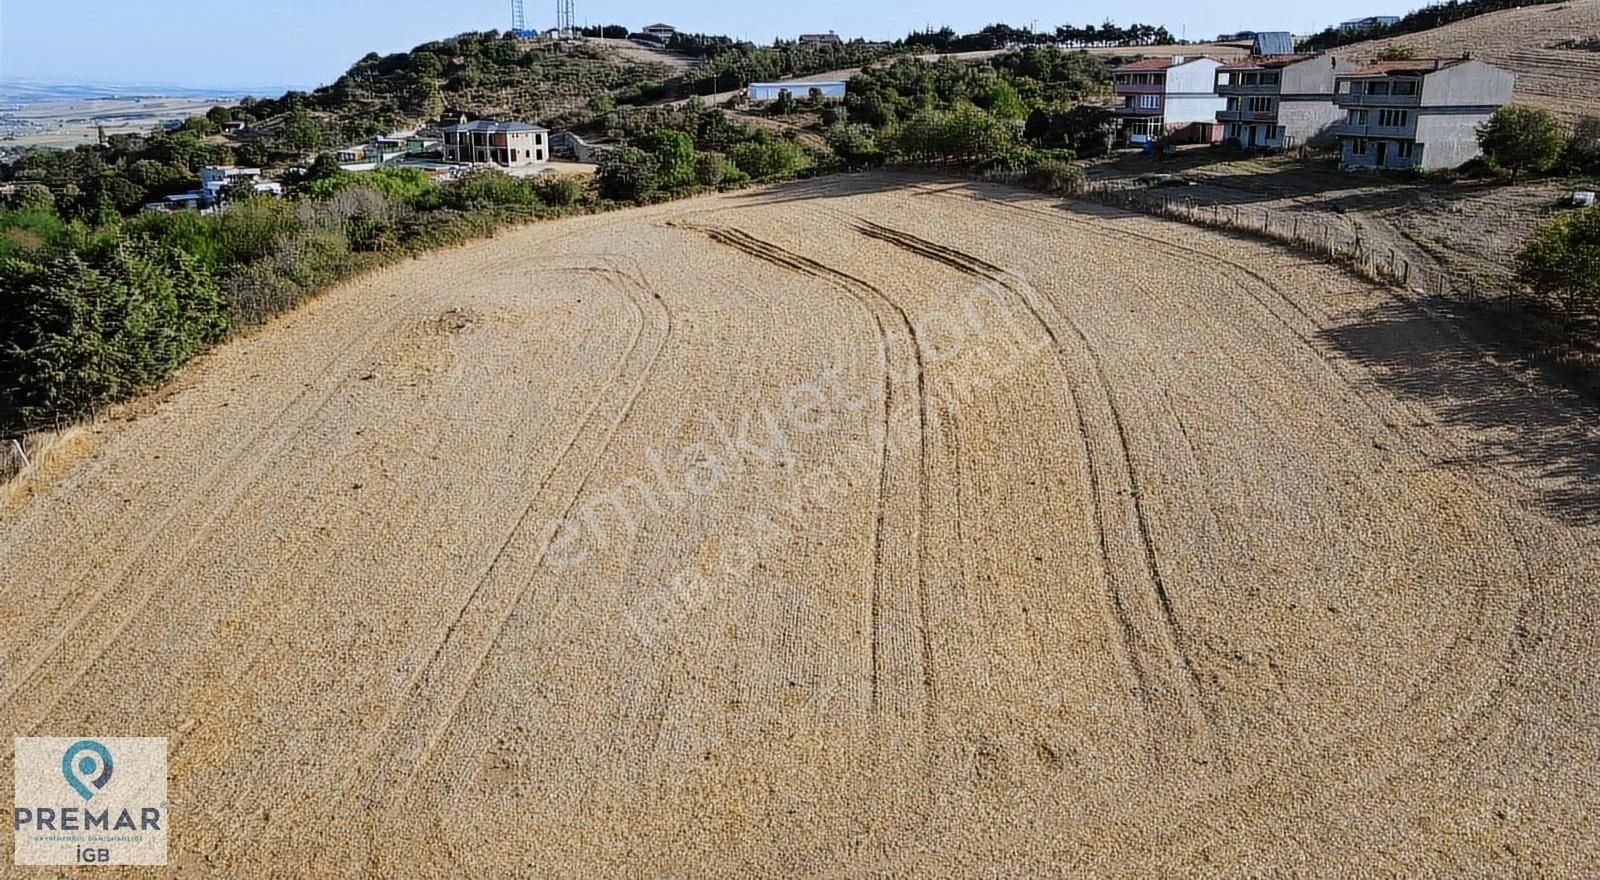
[439,119,550,167]
[1332,57,1515,171]
[1112,55,1226,144]
[1214,54,1357,149]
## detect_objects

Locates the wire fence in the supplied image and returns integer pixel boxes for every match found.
[1072,179,1514,307]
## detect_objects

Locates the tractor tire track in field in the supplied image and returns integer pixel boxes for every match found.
[950,191,1546,727]
[852,218,1213,754]
[685,222,938,728]
[339,260,674,810]
[914,186,1555,807]
[0,278,442,758]
[4,176,1595,875]
[168,259,660,789]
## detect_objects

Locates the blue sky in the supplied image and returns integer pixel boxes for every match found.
[1,0,1406,91]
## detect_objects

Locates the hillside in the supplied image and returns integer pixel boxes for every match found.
[1339,0,1600,121]
[240,33,679,151]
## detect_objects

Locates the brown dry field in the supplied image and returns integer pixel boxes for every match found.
[1340,0,1600,123]
[2,174,1598,876]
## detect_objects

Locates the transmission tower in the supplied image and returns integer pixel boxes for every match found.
[511,0,529,36]
[556,0,576,40]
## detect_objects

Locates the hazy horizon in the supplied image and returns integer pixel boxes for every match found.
[1,0,1414,93]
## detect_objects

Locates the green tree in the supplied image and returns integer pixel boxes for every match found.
[637,129,697,191]
[1477,105,1564,181]
[533,174,587,206]
[769,90,799,116]
[3,184,55,212]
[1565,115,1600,174]
[235,142,271,168]
[206,105,234,126]
[693,152,745,188]
[728,137,806,179]
[1516,207,1600,311]
[826,123,884,167]
[596,146,661,201]
[0,237,227,429]
[181,115,219,136]
[282,110,323,152]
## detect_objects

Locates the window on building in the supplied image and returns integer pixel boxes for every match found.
[1348,109,1369,125]
[1396,140,1415,159]
[1392,81,1418,95]
[1366,81,1391,95]
[1137,94,1158,109]
[1247,96,1276,113]
[1377,109,1409,127]
[1262,72,1280,85]
[1351,138,1368,155]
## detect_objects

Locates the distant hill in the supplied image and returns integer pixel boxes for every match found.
[1336,0,1600,122]
[241,32,678,150]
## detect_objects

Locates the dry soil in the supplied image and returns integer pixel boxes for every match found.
[1,173,1597,876]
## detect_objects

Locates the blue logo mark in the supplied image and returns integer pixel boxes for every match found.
[61,740,114,801]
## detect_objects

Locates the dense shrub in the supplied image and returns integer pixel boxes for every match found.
[729,137,807,180]
[1565,116,1600,174]
[597,146,662,202]
[448,170,539,210]
[1517,207,1600,310]
[1477,105,1565,181]
[1020,159,1085,194]
[0,237,227,428]
[532,174,588,207]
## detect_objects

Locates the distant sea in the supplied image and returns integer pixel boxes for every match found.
[0,77,310,103]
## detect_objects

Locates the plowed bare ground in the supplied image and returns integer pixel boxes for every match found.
[3,173,1597,876]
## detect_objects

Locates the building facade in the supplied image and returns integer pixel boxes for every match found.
[1332,58,1514,171]
[1339,16,1401,33]
[798,32,843,48]
[439,120,550,167]
[1216,54,1357,149]
[1112,56,1227,144]
[747,81,847,102]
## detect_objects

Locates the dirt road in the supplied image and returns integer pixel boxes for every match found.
[2,173,1596,875]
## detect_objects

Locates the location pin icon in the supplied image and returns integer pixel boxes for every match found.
[61,740,114,801]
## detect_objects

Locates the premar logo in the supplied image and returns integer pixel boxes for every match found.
[13,737,168,866]
[61,740,114,801]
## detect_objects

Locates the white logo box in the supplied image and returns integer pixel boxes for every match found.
[13,737,168,866]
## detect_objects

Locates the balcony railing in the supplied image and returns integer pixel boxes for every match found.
[1215,82,1282,96]
[1112,106,1163,117]
[1333,91,1421,108]
[1112,82,1164,95]
[1333,121,1419,138]
[1216,109,1280,123]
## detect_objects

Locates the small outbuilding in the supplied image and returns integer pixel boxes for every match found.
[746,81,847,103]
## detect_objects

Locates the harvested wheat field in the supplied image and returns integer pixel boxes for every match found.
[2,173,1598,876]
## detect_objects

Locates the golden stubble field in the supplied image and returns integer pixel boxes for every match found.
[1,173,1597,876]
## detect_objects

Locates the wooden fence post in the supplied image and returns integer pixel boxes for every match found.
[6,439,27,473]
